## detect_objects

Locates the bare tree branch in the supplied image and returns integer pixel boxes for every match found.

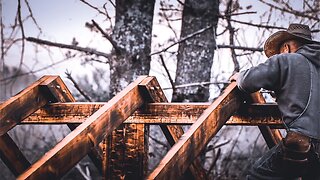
[150,25,213,56]
[24,0,42,32]
[65,71,92,102]
[91,19,121,54]
[217,44,263,52]
[26,37,112,60]
[0,0,4,64]
[0,56,76,82]
[225,0,239,73]
[220,11,257,17]
[227,18,286,30]
[162,81,229,90]
[80,0,108,16]
[159,55,175,91]
[259,0,320,21]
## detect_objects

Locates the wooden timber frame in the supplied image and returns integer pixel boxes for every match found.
[0,75,284,179]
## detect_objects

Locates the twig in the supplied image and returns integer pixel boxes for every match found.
[259,0,320,21]
[75,164,92,180]
[0,57,74,82]
[227,18,286,30]
[220,11,257,17]
[26,37,111,59]
[207,148,221,176]
[108,0,115,8]
[65,71,92,102]
[159,55,175,91]
[91,19,121,54]
[80,0,107,16]
[162,81,229,90]
[24,0,42,32]
[0,0,4,62]
[150,25,213,56]
[225,0,239,73]
[17,0,25,70]
[217,44,263,52]
[148,134,170,150]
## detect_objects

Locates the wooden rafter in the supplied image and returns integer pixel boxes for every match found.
[0,76,59,135]
[0,76,64,176]
[40,75,104,173]
[250,92,282,148]
[139,76,208,180]
[147,82,242,179]
[17,76,148,179]
[23,102,283,127]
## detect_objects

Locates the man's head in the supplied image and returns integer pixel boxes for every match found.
[264,24,317,57]
[279,39,304,54]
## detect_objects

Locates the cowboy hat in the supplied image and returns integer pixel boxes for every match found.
[264,23,319,58]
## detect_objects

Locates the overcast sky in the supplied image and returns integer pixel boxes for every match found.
[2,0,311,100]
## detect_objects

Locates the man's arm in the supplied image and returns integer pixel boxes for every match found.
[234,55,282,93]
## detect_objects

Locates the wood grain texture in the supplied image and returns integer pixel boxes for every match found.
[41,76,104,173]
[0,76,60,177]
[147,82,242,179]
[250,92,283,148]
[17,76,147,180]
[23,102,283,127]
[0,76,58,135]
[139,76,209,180]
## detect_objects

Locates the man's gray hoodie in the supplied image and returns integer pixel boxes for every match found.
[238,43,320,139]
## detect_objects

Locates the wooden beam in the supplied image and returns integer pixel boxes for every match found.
[147,82,242,179]
[23,102,283,127]
[250,92,283,148]
[0,133,31,176]
[40,76,104,173]
[139,77,208,180]
[17,76,148,180]
[0,76,61,176]
[0,76,58,135]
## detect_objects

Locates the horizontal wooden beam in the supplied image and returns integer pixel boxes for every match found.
[23,102,283,127]
[147,82,242,179]
[18,76,148,180]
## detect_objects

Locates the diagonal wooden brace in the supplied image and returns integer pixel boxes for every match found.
[250,92,282,148]
[139,76,209,180]
[147,82,242,179]
[17,76,149,179]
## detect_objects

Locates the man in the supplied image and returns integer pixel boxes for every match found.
[231,24,320,179]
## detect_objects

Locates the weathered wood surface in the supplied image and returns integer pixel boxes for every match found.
[0,76,59,135]
[17,76,148,180]
[0,75,62,177]
[139,76,208,180]
[0,133,31,176]
[250,92,283,148]
[24,102,283,127]
[147,82,242,179]
[41,76,104,173]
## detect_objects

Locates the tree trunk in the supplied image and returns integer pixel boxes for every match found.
[109,0,154,97]
[172,0,219,102]
[105,0,155,179]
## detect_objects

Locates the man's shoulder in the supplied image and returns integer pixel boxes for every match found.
[268,53,305,63]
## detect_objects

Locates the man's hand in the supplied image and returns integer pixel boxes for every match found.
[229,72,239,82]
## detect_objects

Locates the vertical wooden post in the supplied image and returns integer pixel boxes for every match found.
[104,76,150,180]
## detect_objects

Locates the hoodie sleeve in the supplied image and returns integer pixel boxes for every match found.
[237,55,281,93]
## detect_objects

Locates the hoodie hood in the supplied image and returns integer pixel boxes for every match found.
[297,43,320,66]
